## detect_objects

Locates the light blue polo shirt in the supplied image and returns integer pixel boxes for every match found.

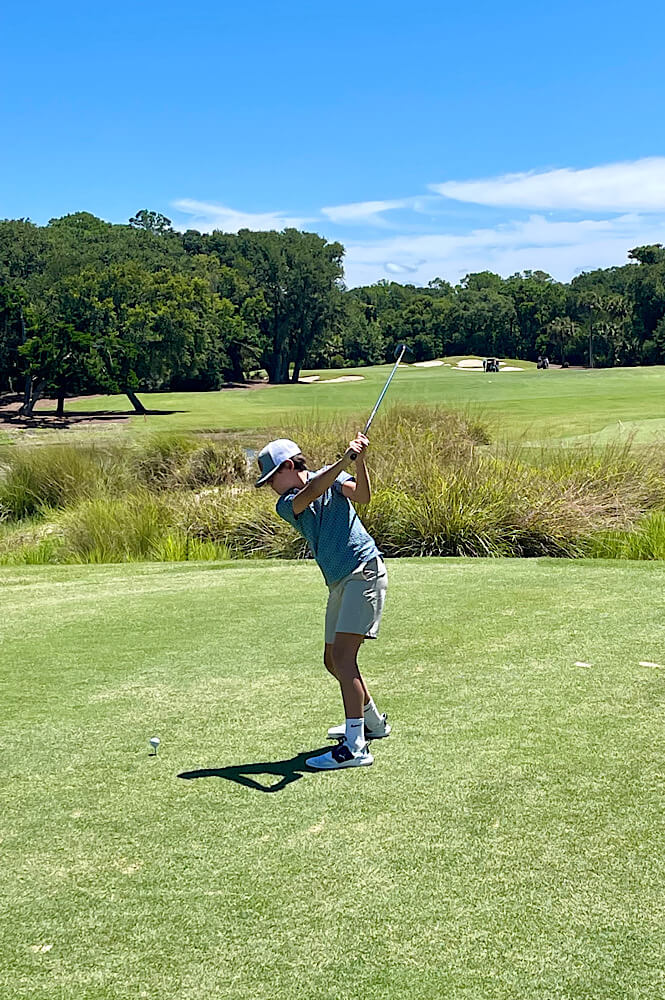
[276,468,381,586]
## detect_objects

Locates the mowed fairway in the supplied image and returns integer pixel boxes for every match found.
[55,363,665,443]
[3,559,665,999]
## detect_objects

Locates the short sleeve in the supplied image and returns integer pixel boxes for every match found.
[276,490,300,526]
[333,471,354,493]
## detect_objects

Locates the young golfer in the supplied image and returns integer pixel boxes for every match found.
[255,434,390,770]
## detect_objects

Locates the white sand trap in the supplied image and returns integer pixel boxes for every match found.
[414,360,445,368]
[300,374,365,384]
[456,359,484,369]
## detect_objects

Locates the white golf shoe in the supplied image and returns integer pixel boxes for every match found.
[306,742,374,770]
[327,713,391,742]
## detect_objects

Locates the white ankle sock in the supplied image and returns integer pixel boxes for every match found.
[363,698,383,731]
[345,717,365,753]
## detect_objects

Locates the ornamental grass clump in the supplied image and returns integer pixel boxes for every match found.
[131,434,247,490]
[0,434,249,524]
[591,510,665,560]
[0,440,133,520]
[279,404,489,485]
[4,405,665,563]
[364,458,586,558]
[176,487,308,560]
[0,517,65,565]
[57,492,173,563]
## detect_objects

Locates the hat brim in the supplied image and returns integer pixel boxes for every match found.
[254,440,302,487]
[255,465,280,488]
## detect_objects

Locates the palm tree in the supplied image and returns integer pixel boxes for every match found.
[586,292,606,368]
[546,316,578,365]
[603,294,630,366]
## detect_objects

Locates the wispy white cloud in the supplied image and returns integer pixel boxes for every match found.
[172,158,665,286]
[321,198,413,226]
[430,158,665,212]
[384,260,423,274]
[343,213,665,287]
[172,198,312,233]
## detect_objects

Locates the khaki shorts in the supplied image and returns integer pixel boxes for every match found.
[324,557,388,645]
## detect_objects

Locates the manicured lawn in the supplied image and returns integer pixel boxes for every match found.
[3,558,665,999]
[47,362,665,442]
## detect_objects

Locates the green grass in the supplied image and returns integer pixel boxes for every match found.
[6,408,665,564]
[29,362,665,443]
[3,558,665,999]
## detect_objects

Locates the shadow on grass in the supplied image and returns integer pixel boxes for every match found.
[0,408,187,429]
[178,745,334,793]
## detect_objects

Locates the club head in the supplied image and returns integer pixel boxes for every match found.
[394,343,411,361]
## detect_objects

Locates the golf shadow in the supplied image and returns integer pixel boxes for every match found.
[178,745,333,793]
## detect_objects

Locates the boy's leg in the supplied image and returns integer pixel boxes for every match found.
[324,642,369,702]
[307,632,373,769]
[323,643,337,678]
[324,639,390,740]
[331,632,366,720]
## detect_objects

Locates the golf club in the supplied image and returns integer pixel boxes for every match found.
[350,342,408,460]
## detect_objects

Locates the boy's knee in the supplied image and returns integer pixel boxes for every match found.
[331,646,357,676]
[324,647,337,677]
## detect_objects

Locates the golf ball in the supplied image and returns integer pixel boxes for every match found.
[149,737,160,752]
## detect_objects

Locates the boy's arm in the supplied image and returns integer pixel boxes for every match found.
[291,455,350,515]
[341,455,371,504]
[291,435,367,515]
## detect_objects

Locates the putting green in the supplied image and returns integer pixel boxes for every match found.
[3,558,665,998]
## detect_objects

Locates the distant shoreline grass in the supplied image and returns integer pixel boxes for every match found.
[3,405,665,564]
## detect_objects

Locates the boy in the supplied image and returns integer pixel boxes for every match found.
[255,433,390,770]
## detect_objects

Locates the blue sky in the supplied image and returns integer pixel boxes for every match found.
[2,0,665,286]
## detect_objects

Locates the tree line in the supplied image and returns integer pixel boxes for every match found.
[1,210,664,412]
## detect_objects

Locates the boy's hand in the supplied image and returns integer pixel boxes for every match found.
[345,432,369,462]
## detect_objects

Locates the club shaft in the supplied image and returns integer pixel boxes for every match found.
[363,345,406,434]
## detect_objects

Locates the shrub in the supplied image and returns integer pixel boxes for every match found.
[0,441,133,519]
[57,492,173,563]
[131,434,249,490]
[0,434,249,522]
[4,406,665,563]
[176,487,309,560]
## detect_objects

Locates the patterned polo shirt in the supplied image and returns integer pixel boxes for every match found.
[276,468,380,586]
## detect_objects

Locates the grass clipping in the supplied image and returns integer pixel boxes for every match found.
[3,405,665,563]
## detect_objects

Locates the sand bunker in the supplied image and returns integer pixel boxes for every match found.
[414,360,445,368]
[299,375,365,384]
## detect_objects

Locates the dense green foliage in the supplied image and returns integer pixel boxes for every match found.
[0,213,343,408]
[1,212,665,410]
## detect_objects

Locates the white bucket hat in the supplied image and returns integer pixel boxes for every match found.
[255,438,302,487]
